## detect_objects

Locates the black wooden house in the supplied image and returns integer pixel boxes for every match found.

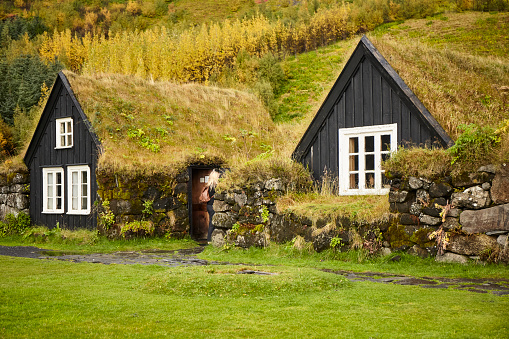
[24,72,102,229]
[293,36,453,195]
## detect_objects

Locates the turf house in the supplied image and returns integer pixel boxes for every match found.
[292,36,454,195]
[23,71,277,239]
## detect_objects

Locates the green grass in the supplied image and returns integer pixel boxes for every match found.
[275,41,355,123]
[0,234,198,254]
[200,244,509,280]
[1,254,508,338]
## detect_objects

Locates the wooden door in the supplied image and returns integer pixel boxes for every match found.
[191,168,212,240]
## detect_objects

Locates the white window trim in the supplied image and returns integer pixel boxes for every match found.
[42,167,65,214]
[338,123,397,195]
[55,117,73,149]
[67,165,91,215]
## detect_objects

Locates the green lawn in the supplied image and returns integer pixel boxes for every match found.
[1,242,508,338]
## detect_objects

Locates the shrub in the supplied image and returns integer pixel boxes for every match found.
[447,123,501,170]
[120,220,155,238]
[0,212,31,237]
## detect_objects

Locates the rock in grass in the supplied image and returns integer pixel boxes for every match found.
[435,252,468,264]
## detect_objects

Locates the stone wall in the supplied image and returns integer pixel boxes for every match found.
[388,163,509,263]
[0,169,30,219]
[212,164,509,264]
[96,169,189,238]
[211,179,387,252]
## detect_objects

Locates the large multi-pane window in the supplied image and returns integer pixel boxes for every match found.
[67,166,90,215]
[338,124,397,195]
[42,168,64,213]
[55,117,73,148]
[42,166,91,215]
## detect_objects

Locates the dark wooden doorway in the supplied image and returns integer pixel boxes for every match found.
[191,168,213,241]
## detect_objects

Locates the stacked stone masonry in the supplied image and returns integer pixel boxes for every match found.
[96,170,190,238]
[0,170,30,220]
[389,163,509,263]
[211,179,386,253]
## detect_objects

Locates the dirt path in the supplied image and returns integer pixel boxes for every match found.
[1,245,508,296]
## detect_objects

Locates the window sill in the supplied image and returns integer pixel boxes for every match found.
[42,211,64,214]
[67,211,91,215]
[339,188,390,196]
[54,146,73,150]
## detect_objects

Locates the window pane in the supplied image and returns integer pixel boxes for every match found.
[349,155,358,171]
[82,184,87,196]
[365,154,375,171]
[60,122,65,134]
[365,173,375,189]
[56,184,61,197]
[56,173,62,184]
[56,197,62,210]
[82,171,87,183]
[349,137,358,153]
[48,185,53,198]
[349,173,358,189]
[382,153,390,162]
[82,197,87,209]
[365,136,374,152]
[47,173,53,185]
[72,197,78,210]
[67,121,72,132]
[67,134,72,146]
[381,134,391,152]
[48,198,53,210]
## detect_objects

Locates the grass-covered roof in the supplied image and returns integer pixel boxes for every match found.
[63,71,280,174]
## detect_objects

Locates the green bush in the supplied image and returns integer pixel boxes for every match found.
[447,123,500,167]
[120,220,155,238]
[0,212,31,237]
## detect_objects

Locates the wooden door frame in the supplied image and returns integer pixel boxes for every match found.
[188,165,214,241]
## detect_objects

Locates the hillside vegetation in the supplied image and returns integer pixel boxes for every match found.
[0,0,508,174]
[276,12,509,161]
[63,71,281,174]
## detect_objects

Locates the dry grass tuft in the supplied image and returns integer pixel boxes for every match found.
[382,146,452,179]
[217,155,313,192]
[277,193,390,224]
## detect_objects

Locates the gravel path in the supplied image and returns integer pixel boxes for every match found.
[1,245,508,296]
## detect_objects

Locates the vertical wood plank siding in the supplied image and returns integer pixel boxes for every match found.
[295,53,452,181]
[26,76,100,229]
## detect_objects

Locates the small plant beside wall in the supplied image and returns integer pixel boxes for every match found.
[98,200,115,233]
[120,220,155,239]
[0,212,31,237]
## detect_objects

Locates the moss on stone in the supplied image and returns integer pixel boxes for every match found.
[177,193,187,205]
[409,228,435,248]
[385,221,412,248]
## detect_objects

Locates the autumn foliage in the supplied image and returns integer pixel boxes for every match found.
[39,5,354,82]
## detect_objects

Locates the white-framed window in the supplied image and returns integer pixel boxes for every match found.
[67,165,91,215]
[42,167,64,213]
[338,124,397,195]
[56,117,73,149]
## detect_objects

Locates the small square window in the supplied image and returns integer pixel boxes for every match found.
[56,117,73,149]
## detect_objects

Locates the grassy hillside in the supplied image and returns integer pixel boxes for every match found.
[276,11,509,158]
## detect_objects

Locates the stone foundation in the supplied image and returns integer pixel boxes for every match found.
[211,179,388,252]
[96,169,189,238]
[389,163,509,263]
[212,163,509,264]
[0,169,30,219]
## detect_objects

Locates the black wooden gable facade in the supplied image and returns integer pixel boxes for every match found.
[24,72,102,229]
[293,36,453,186]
